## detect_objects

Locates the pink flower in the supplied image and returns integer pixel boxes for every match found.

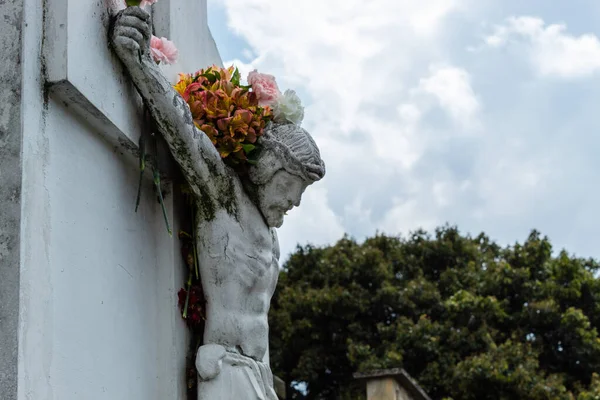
[247,70,281,107]
[150,36,178,65]
[139,0,158,7]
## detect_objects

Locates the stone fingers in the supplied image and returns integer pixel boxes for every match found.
[113,35,140,53]
[118,15,151,40]
[120,6,150,21]
[114,26,144,48]
[110,7,151,64]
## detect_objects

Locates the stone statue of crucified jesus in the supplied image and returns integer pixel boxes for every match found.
[109,7,325,400]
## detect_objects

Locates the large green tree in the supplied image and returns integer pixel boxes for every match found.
[269,227,600,400]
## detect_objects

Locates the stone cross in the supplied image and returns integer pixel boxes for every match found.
[1,1,221,399]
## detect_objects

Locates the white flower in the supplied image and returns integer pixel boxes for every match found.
[273,89,304,126]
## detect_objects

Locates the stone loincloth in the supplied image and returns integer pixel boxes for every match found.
[197,344,278,400]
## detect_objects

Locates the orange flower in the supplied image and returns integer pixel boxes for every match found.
[173,65,274,169]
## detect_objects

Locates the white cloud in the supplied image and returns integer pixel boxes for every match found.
[241,48,255,60]
[209,0,483,257]
[380,197,438,236]
[212,0,466,132]
[208,0,600,261]
[484,16,600,78]
[276,185,344,260]
[414,65,481,128]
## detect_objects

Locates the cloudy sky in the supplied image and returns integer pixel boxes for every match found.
[206,0,600,261]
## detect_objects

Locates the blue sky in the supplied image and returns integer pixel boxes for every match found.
[207,0,600,261]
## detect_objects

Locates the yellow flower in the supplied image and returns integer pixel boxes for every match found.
[173,65,274,169]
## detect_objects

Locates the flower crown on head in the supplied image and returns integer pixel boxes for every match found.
[174,65,305,169]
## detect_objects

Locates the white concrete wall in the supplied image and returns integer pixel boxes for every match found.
[154,0,224,79]
[16,0,221,399]
[0,0,25,398]
[19,98,185,400]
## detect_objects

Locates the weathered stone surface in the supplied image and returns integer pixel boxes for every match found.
[44,0,145,156]
[109,8,325,399]
[366,377,399,400]
[365,378,416,400]
[0,0,23,398]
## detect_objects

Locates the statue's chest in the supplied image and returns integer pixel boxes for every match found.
[197,213,277,287]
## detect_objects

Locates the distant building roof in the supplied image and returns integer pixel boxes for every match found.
[273,375,286,399]
[353,368,432,400]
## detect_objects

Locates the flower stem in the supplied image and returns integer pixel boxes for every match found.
[179,230,192,239]
[153,166,172,237]
[149,129,172,237]
[192,204,199,279]
[182,273,192,319]
[135,132,146,213]
[193,243,199,279]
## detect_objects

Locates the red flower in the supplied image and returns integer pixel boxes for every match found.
[177,288,187,307]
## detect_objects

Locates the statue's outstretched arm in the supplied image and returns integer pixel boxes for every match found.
[110,7,228,202]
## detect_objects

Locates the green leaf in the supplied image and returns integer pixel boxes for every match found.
[200,70,217,83]
[241,143,256,154]
[232,67,241,86]
[246,159,258,166]
[125,0,141,6]
[247,145,262,163]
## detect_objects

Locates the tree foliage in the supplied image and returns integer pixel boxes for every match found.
[269,227,600,400]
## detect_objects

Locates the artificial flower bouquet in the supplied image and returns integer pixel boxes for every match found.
[174,66,305,168]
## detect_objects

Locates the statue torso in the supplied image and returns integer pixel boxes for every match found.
[195,183,280,362]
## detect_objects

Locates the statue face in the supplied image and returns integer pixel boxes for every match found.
[257,170,309,228]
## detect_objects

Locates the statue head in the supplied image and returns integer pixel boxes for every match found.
[247,122,326,228]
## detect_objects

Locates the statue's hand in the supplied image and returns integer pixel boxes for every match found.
[110,7,152,67]
[196,344,227,381]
